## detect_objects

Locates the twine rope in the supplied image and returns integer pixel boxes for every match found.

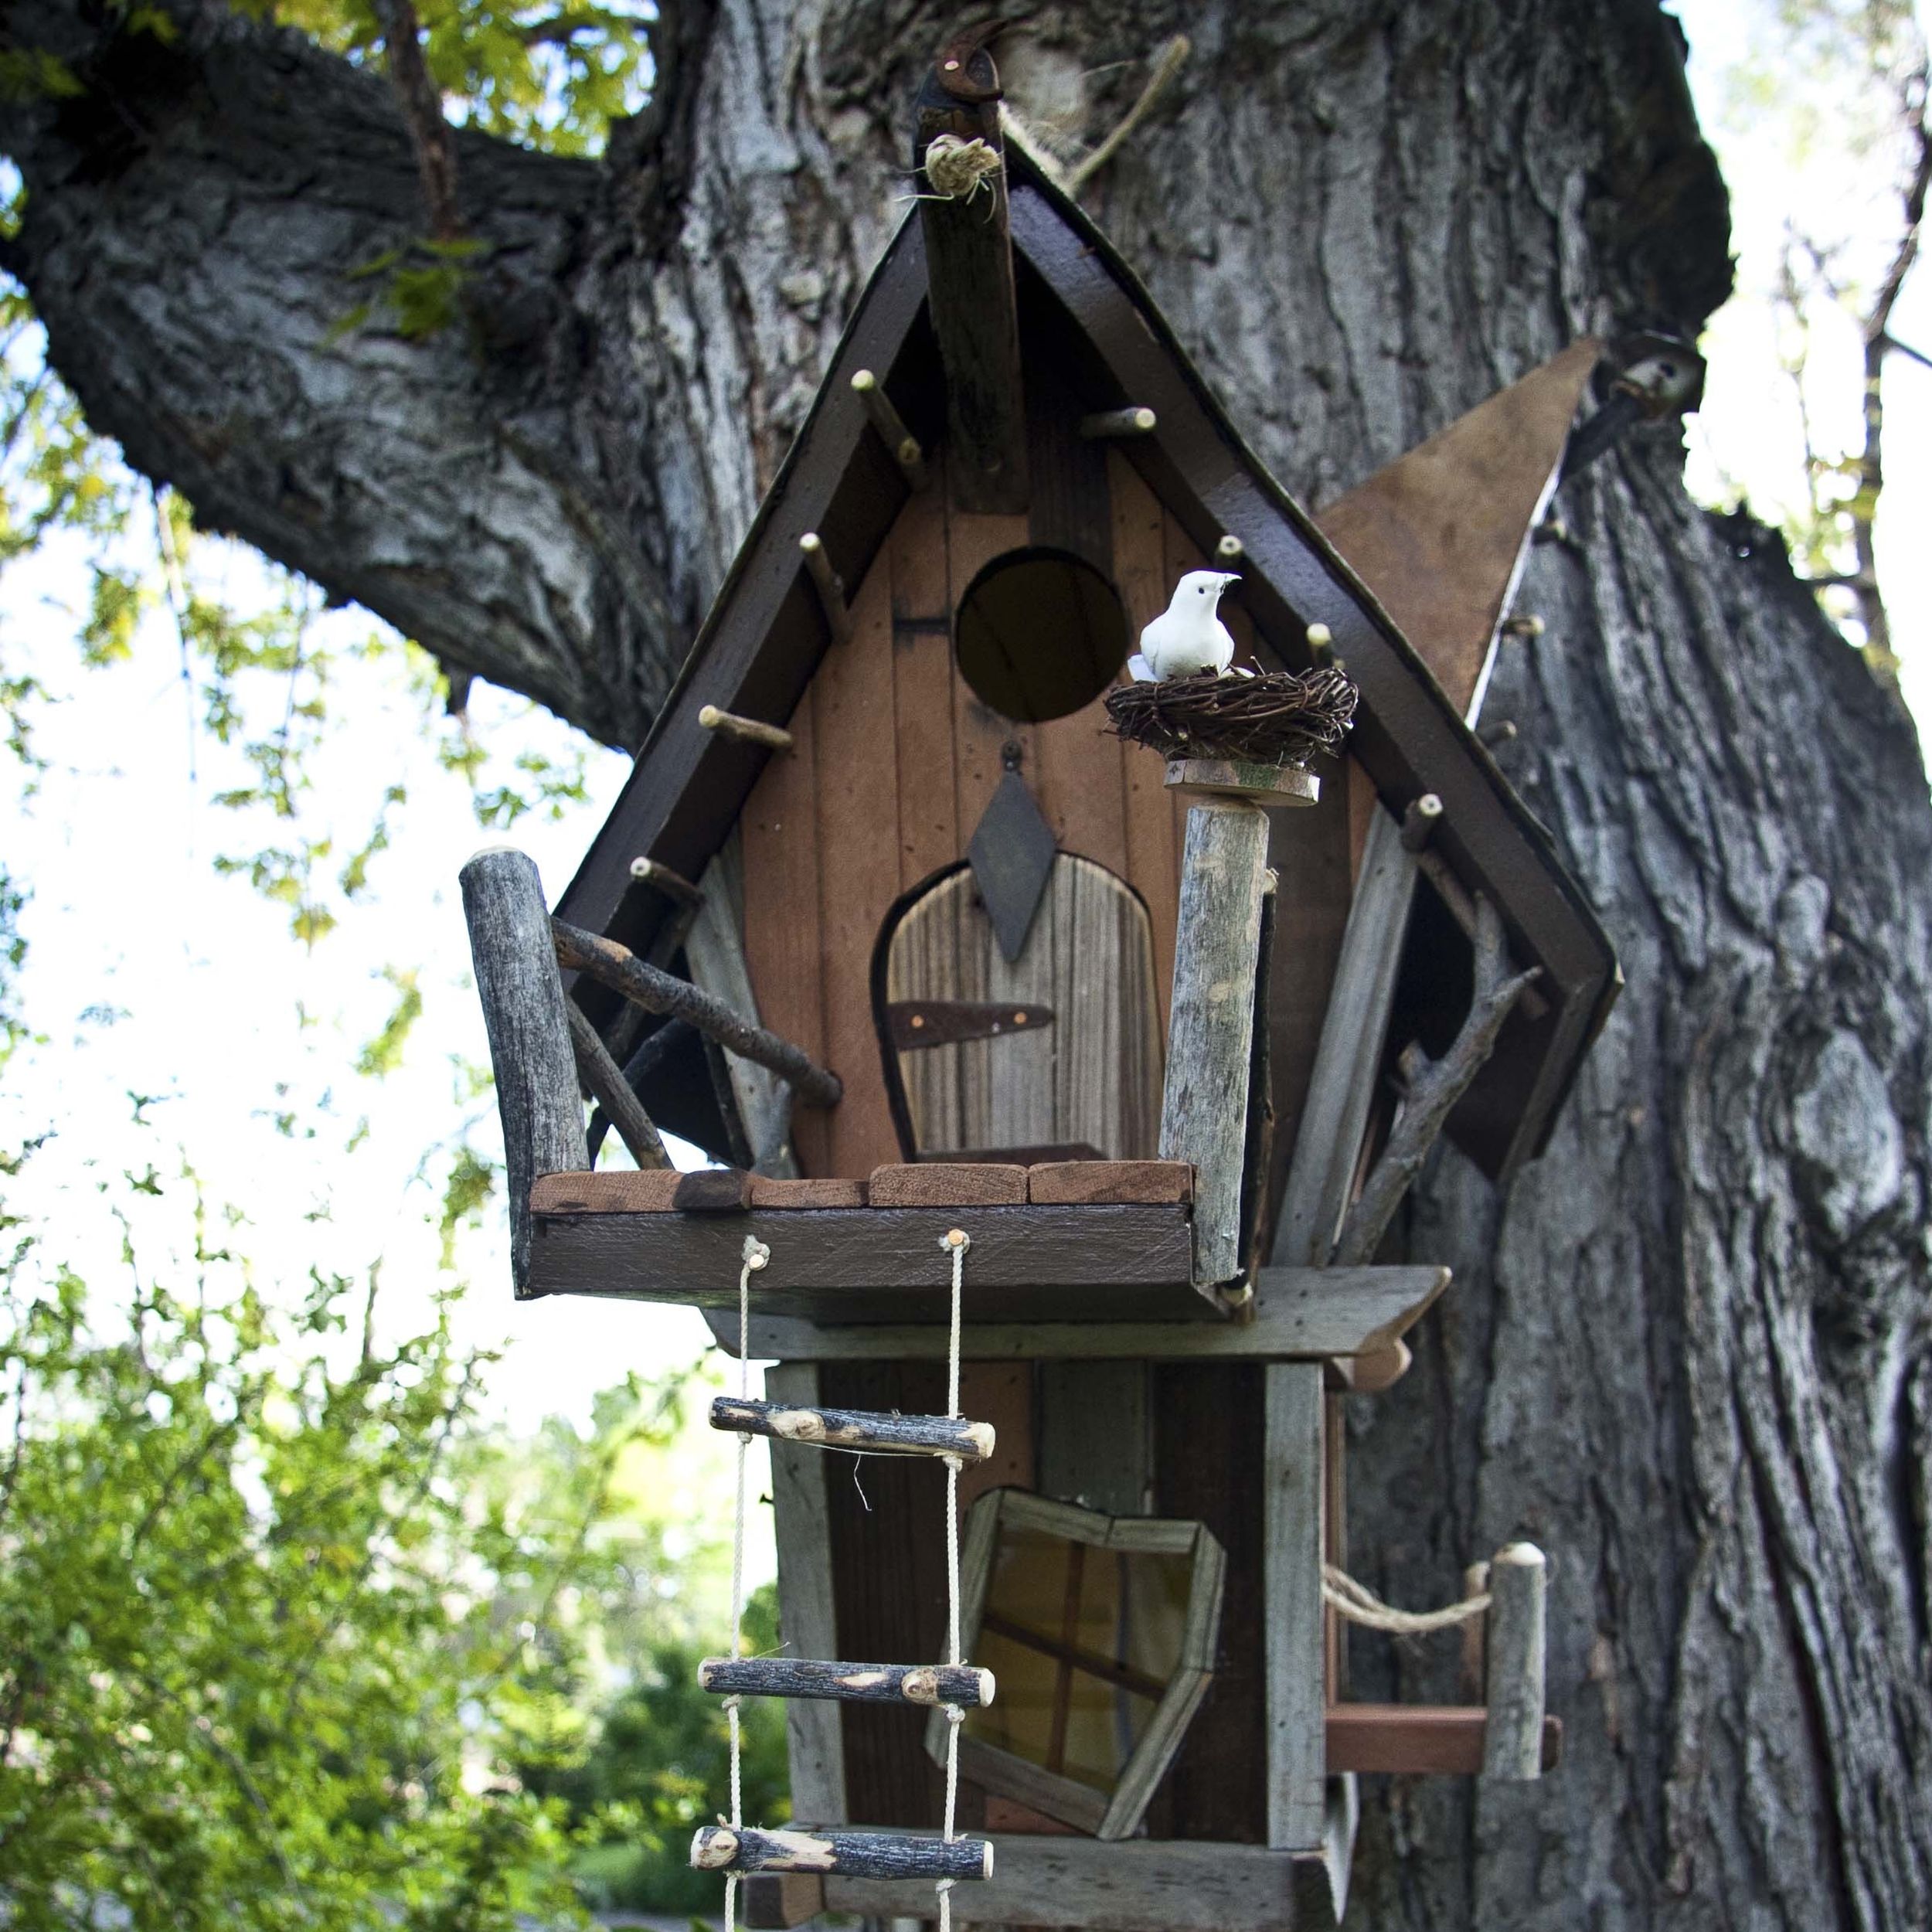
[721,1234,768,1932]
[1321,1561,1490,1634]
[937,1227,969,1932]
[923,133,1002,202]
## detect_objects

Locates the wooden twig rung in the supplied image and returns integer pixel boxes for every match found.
[850,370,927,487]
[710,1394,995,1463]
[798,532,852,645]
[691,1825,993,1881]
[1079,406,1156,438]
[628,854,703,905]
[699,1655,995,1708]
[699,704,793,753]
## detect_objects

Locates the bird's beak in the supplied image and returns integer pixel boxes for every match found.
[1219,573,1243,590]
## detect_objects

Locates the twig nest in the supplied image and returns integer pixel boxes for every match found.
[1105,667,1358,766]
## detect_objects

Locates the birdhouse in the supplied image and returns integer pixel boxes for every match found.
[461,33,1619,1932]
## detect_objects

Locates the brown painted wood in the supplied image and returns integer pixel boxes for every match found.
[750,1175,868,1209]
[526,1199,1205,1324]
[674,1167,754,1213]
[958,1360,1034,1509]
[823,1359,949,1828]
[947,507,1036,842]
[1147,1365,1267,1843]
[532,1169,681,1213]
[742,679,829,1172]
[868,1162,1029,1206]
[1322,1705,1563,1777]
[1027,1159,1192,1205]
[889,457,957,892]
[811,537,906,1179]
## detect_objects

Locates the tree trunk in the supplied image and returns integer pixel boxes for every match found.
[5,0,1929,1924]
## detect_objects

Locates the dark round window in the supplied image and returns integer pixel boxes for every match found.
[954,547,1129,723]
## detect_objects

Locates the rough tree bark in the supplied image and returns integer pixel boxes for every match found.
[2,1,1928,1925]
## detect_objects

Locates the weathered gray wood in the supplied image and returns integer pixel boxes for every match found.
[1161,801,1272,1288]
[763,1361,845,1826]
[529,1199,1206,1324]
[740,1872,822,1930]
[709,1264,1450,1362]
[685,833,798,1179]
[691,1824,992,1879]
[459,849,588,1298]
[1164,760,1321,806]
[564,999,669,1171]
[823,1836,1315,1929]
[1037,1362,1150,1514]
[1265,1361,1326,1851]
[1481,1542,1548,1781]
[709,1394,995,1463]
[552,916,842,1110]
[1334,895,1542,1267]
[886,854,1164,1164]
[699,1655,994,1707]
[1274,805,1414,1267]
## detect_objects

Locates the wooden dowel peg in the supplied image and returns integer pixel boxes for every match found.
[699,704,794,753]
[1400,792,1444,852]
[1481,1542,1547,1781]
[552,917,843,1110]
[460,849,589,1298]
[691,1825,994,1881]
[1216,533,1244,561]
[628,854,704,906]
[1304,621,1334,668]
[851,369,927,488]
[1079,406,1157,439]
[699,1655,995,1708]
[798,532,852,645]
[710,1394,995,1463]
[1500,614,1546,641]
[1478,719,1519,750]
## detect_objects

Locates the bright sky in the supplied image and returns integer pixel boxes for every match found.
[0,0,1923,1481]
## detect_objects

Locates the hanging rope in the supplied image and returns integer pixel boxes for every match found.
[720,1233,769,1932]
[936,1226,969,1932]
[1321,1561,1490,1634]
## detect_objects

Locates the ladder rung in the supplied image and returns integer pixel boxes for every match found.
[692,1825,994,1881]
[700,1655,994,1708]
[710,1395,994,1464]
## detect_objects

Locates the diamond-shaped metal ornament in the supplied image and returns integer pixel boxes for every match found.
[968,751,1057,964]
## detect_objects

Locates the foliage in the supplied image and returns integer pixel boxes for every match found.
[0,1152,724,1930]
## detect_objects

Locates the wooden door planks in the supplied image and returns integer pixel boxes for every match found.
[889,455,958,893]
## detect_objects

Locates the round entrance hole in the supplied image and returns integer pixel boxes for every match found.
[954,546,1129,723]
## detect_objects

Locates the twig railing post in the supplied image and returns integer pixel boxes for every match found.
[460,849,589,1297]
[1481,1542,1548,1780]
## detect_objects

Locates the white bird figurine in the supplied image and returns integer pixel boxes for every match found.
[1129,570,1242,680]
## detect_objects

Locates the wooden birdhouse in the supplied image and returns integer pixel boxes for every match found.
[461,32,1619,1932]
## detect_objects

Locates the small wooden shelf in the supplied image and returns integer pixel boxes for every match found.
[526,1172,1213,1324]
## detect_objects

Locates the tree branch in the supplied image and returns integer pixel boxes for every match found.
[374,0,462,243]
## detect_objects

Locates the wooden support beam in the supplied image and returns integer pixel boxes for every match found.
[564,1000,670,1171]
[1265,1362,1327,1852]
[551,917,842,1110]
[1161,798,1272,1289]
[459,849,588,1297]
[709,1393,995,1463]
[699,703,794,752]
[1481,1543,1549,1780]
[797,532,852,645]
[699,1655,995,1708]
[849,369,927,488]
[692,1825,993,1881]
[916,34,1028,512]
[709,1263,1450,1362]
[1327,1703,1561,1776]
[764,1362,845,1825]
[1079,405,1157,438]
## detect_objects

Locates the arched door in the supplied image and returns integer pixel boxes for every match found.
[876,854,1164,1163]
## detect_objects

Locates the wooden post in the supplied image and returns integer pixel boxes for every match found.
[459,849,587,1298]
[1160,798,1272,1291]
[915,32,1028,513]
[1265,1361,1327,1850]
[765,1361,847,1824]
[1481,1542,1548,1780]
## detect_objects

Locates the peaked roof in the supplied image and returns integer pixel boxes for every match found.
[558,151,1617,1180]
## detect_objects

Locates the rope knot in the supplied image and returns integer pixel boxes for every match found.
[944,1701,965,1725]
[742,1235,770,1270]
[923,134,1001,202]
[721,1694,743,1713]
